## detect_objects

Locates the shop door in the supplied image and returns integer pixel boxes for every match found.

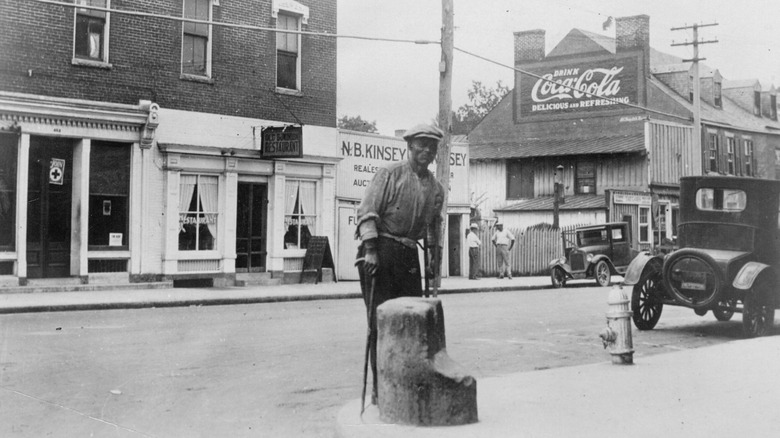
[236,183,268,272]
[26,137,73,278]
[448,214,461,276]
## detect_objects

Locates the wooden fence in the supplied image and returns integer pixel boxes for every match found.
[473,223,592,277]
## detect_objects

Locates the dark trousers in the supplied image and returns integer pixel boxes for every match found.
[469,247,480,279]
[356,237,422,403]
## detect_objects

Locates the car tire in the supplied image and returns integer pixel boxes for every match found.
[594,260,611,287]
[631,269,663,330]
[550,266,566,288]
[742,276,775,338]
[713,298,736,321]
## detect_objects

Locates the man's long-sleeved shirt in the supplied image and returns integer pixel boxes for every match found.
[355,161,444,245]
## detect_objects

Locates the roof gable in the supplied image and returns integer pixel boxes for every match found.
[547,29,614,58]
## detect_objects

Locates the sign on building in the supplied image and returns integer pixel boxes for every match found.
[337,131,469,205]
[516,54,640,120]
[261,126,302,158]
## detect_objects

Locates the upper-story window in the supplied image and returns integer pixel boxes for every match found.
[745,140,754,176]
[709,134,719,173]
[575,162,595,194]
[726,137,735,175]
[276,13,301,91]
[771,95,778,121]
[182,0,212,78]
[74,0,109,63]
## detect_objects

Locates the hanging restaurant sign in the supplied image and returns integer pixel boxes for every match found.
[261,126,303,159]
[516,55,639,119]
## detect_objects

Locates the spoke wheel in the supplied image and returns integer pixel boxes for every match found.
[742,277,775,338]
[631,271,663,330]
[713,298,736,322]
[550,267,566,288]
[594,260,611,287]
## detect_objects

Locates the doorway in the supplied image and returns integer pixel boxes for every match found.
[236,182,268,272]
[26,137,73,278]
[448,214,461,276]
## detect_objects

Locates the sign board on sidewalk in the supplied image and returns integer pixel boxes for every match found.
[300,236,335,284]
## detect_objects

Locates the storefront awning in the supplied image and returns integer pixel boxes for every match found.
[496,195,606,212]
[470,134,645,160]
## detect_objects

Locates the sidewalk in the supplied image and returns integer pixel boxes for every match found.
[337,336,780,438]
[0,275,554,314]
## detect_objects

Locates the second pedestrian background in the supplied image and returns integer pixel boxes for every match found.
[475,223,589,277]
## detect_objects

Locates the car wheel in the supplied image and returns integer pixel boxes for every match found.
[550,267,566,288]
[631,270,663,330]
[594,260,611,287]
[742,276,775,338]
[713,298,736,322]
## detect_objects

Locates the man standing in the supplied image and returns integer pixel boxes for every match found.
[354,123,445,405]
[467,223,481,279]
[492,222,515,279]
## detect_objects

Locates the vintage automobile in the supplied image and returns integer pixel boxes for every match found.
[549,222,635,288]
[624,175,780,338]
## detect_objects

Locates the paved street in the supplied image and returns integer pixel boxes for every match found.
[0,284,762,437]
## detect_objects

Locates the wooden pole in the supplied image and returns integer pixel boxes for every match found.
[434,0,454,292]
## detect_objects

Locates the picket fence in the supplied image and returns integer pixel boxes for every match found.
[473,223,591,277]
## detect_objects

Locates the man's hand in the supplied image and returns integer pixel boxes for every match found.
[362,239,379,276]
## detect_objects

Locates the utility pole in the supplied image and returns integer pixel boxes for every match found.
[671,23,718,170]
[434,0,453,294]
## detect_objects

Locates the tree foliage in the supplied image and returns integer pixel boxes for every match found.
[337,115,379,133]
[452,80,510,135]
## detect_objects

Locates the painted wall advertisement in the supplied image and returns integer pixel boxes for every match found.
[516,55,639,119]
[337,131,469,205]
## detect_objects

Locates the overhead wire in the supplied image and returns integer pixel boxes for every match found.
[28,0,691,122]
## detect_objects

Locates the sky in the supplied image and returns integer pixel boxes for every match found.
[336,0,780,136]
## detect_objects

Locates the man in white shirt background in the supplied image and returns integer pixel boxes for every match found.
[467,223,482,280]
[491,222,515,279]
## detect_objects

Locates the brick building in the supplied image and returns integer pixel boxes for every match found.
[468,15,780,251]
[0,0,338,287]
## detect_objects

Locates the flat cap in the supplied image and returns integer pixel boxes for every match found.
[403,123,444,141]
[470,223,479,229]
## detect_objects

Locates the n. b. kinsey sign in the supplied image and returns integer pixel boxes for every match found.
[516,55,639,119]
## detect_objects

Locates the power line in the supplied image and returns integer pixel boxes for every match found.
[30,0,440,45]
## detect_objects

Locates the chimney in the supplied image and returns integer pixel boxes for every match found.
[616,15,649,52]
[616,15,650,85]
[514,29,546,65]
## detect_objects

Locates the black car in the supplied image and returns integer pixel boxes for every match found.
[624,175,780,337]
[549,222,635,288]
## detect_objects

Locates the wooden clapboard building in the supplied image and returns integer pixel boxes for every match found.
[468,15,780,251]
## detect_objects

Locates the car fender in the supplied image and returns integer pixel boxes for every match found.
[590,254,614,274]
[623,252,663,286]
[548,260,572,275]
[733,262,771,290]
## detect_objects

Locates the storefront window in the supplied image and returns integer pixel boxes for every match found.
[88,141,130,249]
[0,134,17,251]
[179,174,218,250]
[284,179,316,249]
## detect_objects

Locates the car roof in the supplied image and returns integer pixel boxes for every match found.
[576,222,627,231]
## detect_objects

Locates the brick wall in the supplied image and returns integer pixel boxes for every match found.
[0,0,337,127]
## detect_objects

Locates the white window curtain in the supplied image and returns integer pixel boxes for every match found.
[285,181,299,216]
[198,175,219,239]
[298,181,316,216]
[179,175,197,213]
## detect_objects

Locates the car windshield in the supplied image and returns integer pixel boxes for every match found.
[577,229,608,246]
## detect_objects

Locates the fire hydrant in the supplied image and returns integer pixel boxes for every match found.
[599,284,634,365]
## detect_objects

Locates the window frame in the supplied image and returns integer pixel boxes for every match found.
[283,179,318,251]
[276,12,302,92]
[726,136,735,175]
[638,206,651,244]
[714,81,722,108]
[744,139,754,176]
[87,141,130,251]
[708,134,719,173]
[178,174,220,252]
[181,0,213,79]
[575,161,596,195]
[72,0,111,67]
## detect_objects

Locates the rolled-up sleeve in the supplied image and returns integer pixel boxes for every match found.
[355,167,391,241]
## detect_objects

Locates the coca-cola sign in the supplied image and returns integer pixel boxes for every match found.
[517,56,638,119]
